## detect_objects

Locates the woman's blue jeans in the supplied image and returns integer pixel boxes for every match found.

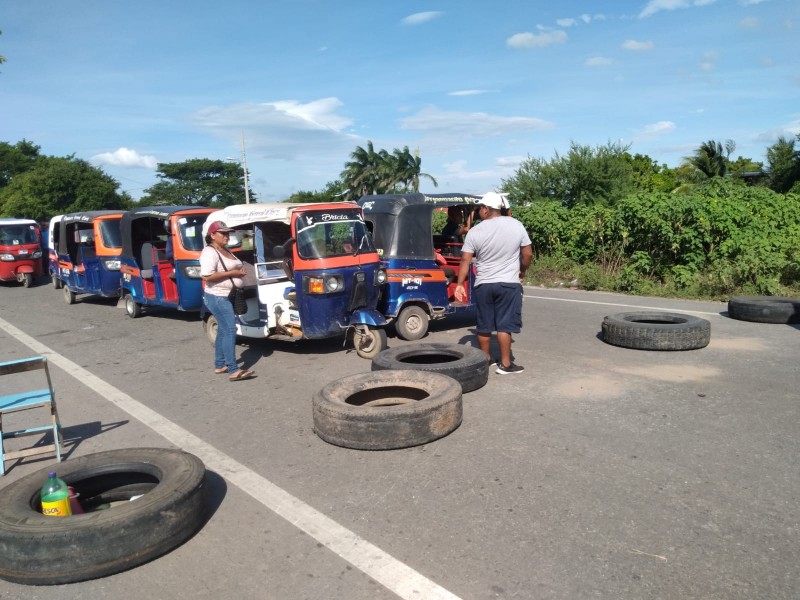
[204,292,238,374]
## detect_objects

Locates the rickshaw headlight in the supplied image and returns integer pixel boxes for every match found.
[103,259,121,270]
[183,265,203,278]
[375,268,387,285]
[0,253,14,261]
[305,275,344,294]
[32,250,43,259]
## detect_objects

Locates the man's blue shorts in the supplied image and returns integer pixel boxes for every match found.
[473,282,523,334]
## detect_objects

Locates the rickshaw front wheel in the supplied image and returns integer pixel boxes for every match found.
[51,273,63,289]
[22,273,33,288]
[63,286,76,305]
[354,326,387,359]
[124,294,142,318]
[204,315,218,346]
[396,305,429,341]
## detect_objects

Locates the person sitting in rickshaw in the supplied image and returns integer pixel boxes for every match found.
[441,206,471,242]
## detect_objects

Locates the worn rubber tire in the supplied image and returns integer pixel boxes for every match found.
[0,448,209,586]
[354,326,388,359]
[601,311,710,351]
[51,273,63,289]
[124,294,141,318]
[727,295,800,324]
[313,370,462,450]
[371,342,489,393]
[63,286,76,305]
[22,273,33,288]
[395,305,429,341]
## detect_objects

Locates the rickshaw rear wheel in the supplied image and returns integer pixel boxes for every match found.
[396,305,429,341]
[354,326,387,359]
[124,294,142,318]
[63,286,76,304]
[22,273,33,288]
[204,315,218,345]
[51,273,63,289]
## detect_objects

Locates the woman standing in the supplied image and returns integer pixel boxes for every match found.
[200,221,256,381]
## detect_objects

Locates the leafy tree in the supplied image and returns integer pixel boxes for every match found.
[286,180,345,203]
[0,140,41,188]
[140,158,253,207]
[0,155,132,221]
[503,141,634,208]
[766,135,800,194]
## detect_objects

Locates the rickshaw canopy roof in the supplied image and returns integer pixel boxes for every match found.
[0,218,38,227]
[357,193,481,260]
[120,205,214,257]
[61,210,124,225]
[202,202,362,236]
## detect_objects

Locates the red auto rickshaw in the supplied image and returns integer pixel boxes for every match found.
[0,218,43,287]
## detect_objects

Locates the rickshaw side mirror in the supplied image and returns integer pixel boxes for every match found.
[271,245,285,259]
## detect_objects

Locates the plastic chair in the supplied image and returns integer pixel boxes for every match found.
[0,356,63,475]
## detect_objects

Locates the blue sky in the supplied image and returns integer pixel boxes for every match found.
[2,0,798,202]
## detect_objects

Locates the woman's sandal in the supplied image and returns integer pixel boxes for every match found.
[214,367,228,374]
[229,369,256,382]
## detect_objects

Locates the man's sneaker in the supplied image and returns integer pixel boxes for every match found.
[496,362,524,375]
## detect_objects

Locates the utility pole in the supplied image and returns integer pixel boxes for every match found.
[241,131,250,204]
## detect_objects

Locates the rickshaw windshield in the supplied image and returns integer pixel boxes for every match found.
[98,220,122,248]
[0,224,38,245]
[176,215,206,251]
[295,213,375,260]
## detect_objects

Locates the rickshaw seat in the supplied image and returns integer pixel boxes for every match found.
[140,242,154,278]
[0,356,63,476]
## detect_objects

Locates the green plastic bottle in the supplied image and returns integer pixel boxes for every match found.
[41,471,72,517]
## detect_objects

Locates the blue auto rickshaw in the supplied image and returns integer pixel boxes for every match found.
[119,205,216,317]
[200,202,388,358]
[56,210,125,304]
[358,193,481,340]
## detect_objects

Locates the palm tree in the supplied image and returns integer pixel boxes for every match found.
[388,146,438,192]
[685,139,729,180]
[766,135,800,194]
[340,141,393,201]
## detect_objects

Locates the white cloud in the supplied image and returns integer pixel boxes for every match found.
[622,39,655,51]
[400,106,555,138]
[507,30,567,48]
[639,0,718,18]
[91,148,157,169]
[634,121,676,141]
[580,14,592,24]
[740,17,760,28]
[191,98,358,160]
[585,56,612,67]
[401,11,443,26]
[448,89,490,96]
[740,0,768,4]
[556,18,577,27]
[699,61,715,71]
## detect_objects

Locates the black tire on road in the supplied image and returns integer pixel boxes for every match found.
[22,273,33,288]
[354,326,388,359]
[395,305,429,340]
[204,315,218,345]
[727,295,800,324]
[371,342,489,392]
[51,273,63,289]
[313,370,462,450]
[0,448,209,586]
[63,286,76,305]
[601,311,710,351]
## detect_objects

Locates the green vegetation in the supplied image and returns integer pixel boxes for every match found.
[139,158,253,207]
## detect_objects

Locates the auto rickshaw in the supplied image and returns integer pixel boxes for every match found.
[119,205,216,317]
[358,193,481,340]
[0,218,43,287]
[56,210,125,304]
[200,202,388,359]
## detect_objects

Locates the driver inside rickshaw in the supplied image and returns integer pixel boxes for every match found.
[441,206,472,242]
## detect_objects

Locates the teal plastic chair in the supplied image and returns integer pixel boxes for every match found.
[0,356,63,475]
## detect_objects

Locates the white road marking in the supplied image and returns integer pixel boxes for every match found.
[523,293,725,317]
[0,316,462,600]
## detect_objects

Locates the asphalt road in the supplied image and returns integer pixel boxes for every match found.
[0,280,798,600]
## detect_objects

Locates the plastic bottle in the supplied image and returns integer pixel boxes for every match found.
[40,472,72,517]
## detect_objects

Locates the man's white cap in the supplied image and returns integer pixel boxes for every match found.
[480,191,508,210]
